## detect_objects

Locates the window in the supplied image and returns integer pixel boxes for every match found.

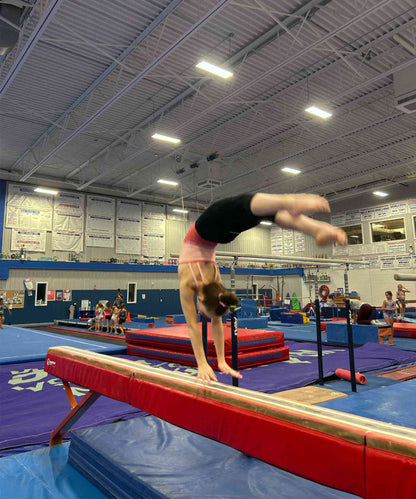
[342,224,363,245]
[35,282,48,306]
[371,218,406,242]
[127,282,137,304]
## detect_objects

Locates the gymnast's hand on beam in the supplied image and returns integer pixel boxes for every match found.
[197,363,219,384]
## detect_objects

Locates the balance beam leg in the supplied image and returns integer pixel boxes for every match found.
[50,390,101,446]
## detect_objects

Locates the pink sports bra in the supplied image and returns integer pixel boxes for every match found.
[179,223,219,289]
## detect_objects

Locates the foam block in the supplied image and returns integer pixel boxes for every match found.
[326,323,379,345]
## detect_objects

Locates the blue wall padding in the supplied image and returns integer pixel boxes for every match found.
[326,323,379,346]
[5,288,271,325]
[68,417,359,499]
[236,317,268,329]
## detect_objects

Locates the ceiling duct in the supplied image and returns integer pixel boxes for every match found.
[394,61,416,114]
[197,179,222,189]
[0,1,34,60]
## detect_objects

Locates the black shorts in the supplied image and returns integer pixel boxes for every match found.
[195,193,267,244]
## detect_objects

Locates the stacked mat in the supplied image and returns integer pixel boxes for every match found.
[68,417,359,499]
[281,312,304,324]
[125,324,289,369]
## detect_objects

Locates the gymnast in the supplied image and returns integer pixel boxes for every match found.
[178,193,347,384]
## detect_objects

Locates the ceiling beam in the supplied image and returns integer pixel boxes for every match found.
[0,0,64,99]
[19,0,233,183]
[10,0,185,172]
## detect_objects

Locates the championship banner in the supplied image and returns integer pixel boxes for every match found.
[53,192,84,231]
[142,203,165,259]
[6,184,53,230]
[116,235,141,255]
[86,195,115,248]
[52,231,83,253]
[11,229,46,252]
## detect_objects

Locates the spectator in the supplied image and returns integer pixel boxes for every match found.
[118,303,127,335]
[114,289,124,308]
[104,302,112,333]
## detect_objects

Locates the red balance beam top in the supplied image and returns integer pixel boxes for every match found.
[44,347,416,499]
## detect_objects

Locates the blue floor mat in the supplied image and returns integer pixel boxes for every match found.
[0,325,126,364]
[0,443,106,499]
[319,378,416,428]
[69,416,360,499]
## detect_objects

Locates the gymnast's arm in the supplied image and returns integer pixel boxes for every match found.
[179,283,218,383]
[210,315,242,379]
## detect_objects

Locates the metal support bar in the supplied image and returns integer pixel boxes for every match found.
[344,264,357,393]
[202,316,208,359]
[230,256,239,387]
[62,380,77,409]
[394,273,416,281]
[314,268,324,385]
[215,251,365,266]
[49,390,101,446]
[0,0,64,100]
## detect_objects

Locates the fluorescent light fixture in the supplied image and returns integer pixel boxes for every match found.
[196,60,233,79]
[157,179,179,186]
[34,187,58,195]
[350,235,359,238]
[281,167,301,175]
[173,208,189,214]
[305,106,332,119]
[373,190,388,197]
[260,221,273,226]
[152,133,181,144]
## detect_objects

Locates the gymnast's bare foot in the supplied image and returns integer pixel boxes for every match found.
[281,194,330,217]
[315,225,347,245]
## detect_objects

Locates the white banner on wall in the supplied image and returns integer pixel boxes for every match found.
[387,240,407,255]
[365,255,380,268]
[380,256,396,269]
[330,213,345,226]
[408,199,416,213]
[86,195,115,248]
[116,235,141,254]
[53,192,84,231]
[294,232,305,252]
[142,234,165,258]
[390,202,408,216]
[345,210,361,224]
[52,231,83,252]
[116,200,141,237]
[396,255,412,268]
[6,184,53,230]
[141,203,165,258]
[85,233,114,248]
[271,226,283,255]
[11,229,46,252]
[283,228,294,254]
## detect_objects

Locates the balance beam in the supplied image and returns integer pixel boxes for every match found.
[44,346,416,499]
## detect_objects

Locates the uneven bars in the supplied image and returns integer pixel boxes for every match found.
[394,273,416,281]
[215,251,367,266]
[171,252,365,266]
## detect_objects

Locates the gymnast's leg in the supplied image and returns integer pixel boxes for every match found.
[250,194,347,245]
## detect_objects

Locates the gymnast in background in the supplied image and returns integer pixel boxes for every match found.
[178,193,347,384]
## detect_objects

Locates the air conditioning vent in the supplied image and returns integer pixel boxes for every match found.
[197,179,221,189]
[394,62,416,114]
[396,93,416,114]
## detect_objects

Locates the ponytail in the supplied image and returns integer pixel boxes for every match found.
[201,282,239,316]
